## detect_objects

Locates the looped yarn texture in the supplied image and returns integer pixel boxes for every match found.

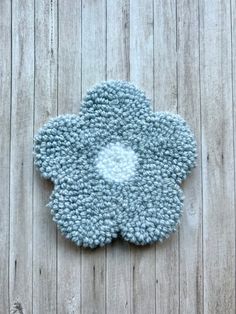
[34,80,197,248]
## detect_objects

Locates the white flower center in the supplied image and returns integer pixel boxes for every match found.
[96,143,138,182]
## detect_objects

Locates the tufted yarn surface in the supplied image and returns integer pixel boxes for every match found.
[34,80,197,248]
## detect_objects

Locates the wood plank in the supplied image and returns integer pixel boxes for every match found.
[0,0,11,312]
[199,0,235,313]
[107,0,130,81]
[177,1,203,313]
[80,1,106,313]
[232,1,236,310]
[153,1,179,313]
[57,1,82,313]
[129,1,156,313]
[10,0,34,313]
[232,2,236,312]
[153,0,177,112]
[106,1,131,313]
[33,1,58,313]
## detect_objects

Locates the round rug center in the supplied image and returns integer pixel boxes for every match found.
[96,143,138,182]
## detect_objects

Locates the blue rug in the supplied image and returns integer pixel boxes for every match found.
[34,81,197,248]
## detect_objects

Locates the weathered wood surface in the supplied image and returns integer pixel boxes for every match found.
[1,0,235,313]
[200,1,235,313]
[0,0,11,312]
[10,1,34,314]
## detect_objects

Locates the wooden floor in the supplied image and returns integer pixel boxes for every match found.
[1,0,235,313]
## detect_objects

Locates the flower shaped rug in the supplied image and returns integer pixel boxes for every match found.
[34,80,197,248]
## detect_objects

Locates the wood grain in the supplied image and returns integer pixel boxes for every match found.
[200,0,235,313]
[33,1,58,313]
[1,1,235,313]
[0,0,11,312]
[232,3,236,310]
[10,0,34,313]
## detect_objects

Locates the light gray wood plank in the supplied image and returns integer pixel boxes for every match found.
[232,2,236,310]
[33,1,58,313]
[107,0,130,81]
[199,0,235,313]
[0,0,11,312]
[10,0,34,313]
[58,0,82,114]
[129,1,156,313]
[106,1,131,313]
[57,1,82,313]
[153,1,179,313]
[153,0,177,112]
[80,1,106,313]
[231,0,236,309]
[177,1,203,313]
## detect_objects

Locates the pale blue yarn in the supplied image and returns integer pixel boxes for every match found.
[34,80,197,248]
